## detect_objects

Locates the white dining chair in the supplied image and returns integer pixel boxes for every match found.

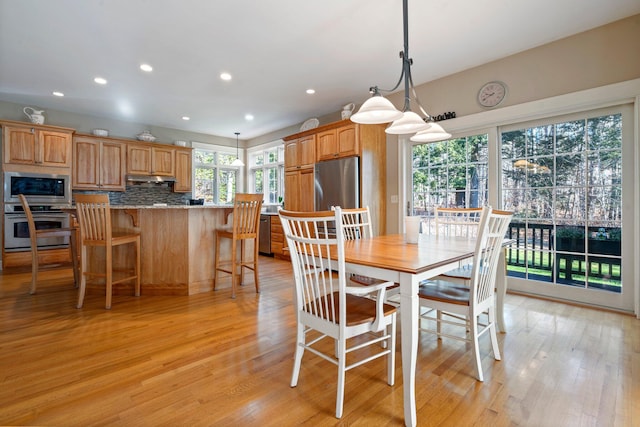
[279,207,397,418]
[418,206,513,381]
[339,206,400,305]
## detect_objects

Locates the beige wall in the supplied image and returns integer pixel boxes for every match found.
[382,14,640,233]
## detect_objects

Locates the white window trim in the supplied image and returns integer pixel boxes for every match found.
[191,141,245,201]
[247,139,285,205]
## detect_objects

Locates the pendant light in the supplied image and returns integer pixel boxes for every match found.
[231,132,244,166]
[350,0,451,142]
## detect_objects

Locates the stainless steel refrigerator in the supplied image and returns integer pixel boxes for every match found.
[314,157,360,211]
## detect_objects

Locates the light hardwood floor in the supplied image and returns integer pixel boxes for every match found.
[1,256,638,426]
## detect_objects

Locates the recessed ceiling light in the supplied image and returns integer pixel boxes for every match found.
[306,89,315,94]
[52,91,64,97]
[220,72,232,81]
[182,116,190,121]
[94,77,107,85]
[140,63,153,72]
[245,114,254,121]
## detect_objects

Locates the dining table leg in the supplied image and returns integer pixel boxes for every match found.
[496,249,508,333]
[400,272,419,427]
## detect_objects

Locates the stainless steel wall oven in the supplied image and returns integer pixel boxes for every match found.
[3,172,72,252]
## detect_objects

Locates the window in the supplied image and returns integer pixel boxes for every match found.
[249,143,284,205]
[193,143,242,205]
[501,112,623,292]
[411,133,488,229]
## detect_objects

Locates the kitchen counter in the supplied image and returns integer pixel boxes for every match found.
[70,204,238,296]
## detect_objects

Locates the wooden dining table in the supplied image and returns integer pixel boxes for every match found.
[340,233,512,427]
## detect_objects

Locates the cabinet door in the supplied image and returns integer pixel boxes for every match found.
[298,135,316,167]
[174,149,192,192]
[299,168,315,212]
[152,146,175,176]
[284,170,300,211]
[284,140,298,170]
[316,129,337,161]
[336,124,358,157]
[73,138,100,188]
[127,145,152,174]
[100,142,126,190]
[40,130,72,167]
[4,126,37,165]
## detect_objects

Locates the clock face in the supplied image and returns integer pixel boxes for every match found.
[478,81,507,108]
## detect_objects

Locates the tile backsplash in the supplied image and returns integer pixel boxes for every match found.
[73,183,191,206]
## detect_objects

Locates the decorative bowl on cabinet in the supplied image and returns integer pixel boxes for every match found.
[136,130,156,142]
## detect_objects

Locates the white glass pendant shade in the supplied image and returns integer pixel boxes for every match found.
[231,158,244,166]
[409,122,452,142]
[385,111,431,135]
[350,96,403,124]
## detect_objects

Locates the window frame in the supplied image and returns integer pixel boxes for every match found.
[247,139,285,206]
[192,141,244,205]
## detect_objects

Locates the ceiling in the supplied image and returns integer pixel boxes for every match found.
[1,0,639,140]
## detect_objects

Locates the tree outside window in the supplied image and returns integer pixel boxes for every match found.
[193,146,240,204]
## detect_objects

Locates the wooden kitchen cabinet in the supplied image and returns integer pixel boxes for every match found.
[284,134,315,212]
[270,215,288,260]
[316,123,358,161]
[127,143,175,176]
[283,119,387,235]
[1,120,73,169]
[173,147,193,192]
[73,135,126,191]
[284,168,314,212]
[284,135,315,171]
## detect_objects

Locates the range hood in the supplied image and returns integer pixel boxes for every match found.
[126,174,176,183]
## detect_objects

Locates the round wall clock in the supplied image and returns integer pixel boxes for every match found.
[477,81,507,108]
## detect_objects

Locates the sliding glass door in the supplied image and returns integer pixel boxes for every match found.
[410,104,634,311]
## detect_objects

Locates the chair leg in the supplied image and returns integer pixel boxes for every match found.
[489,307,501,361]
[134,237,141,297]
[470,314,483,382]
[77,245,88,309]
[105,245,113,310]
[253,237,260,294]
[290,324,305,387]
[239,239,245,286]
[29,244,39,295]
[387,315,396,386]
[69,230,79,289]
[213,233,221,291]
[231,237,237,298]
[336,338,346,418]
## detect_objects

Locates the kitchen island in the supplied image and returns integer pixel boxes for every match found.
[75,205,238,296]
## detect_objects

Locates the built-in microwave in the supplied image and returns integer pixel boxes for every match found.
[3,171,71,205]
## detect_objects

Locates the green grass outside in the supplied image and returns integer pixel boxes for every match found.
[506,249,621,289]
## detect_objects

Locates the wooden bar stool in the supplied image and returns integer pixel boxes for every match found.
[214,193,263,298]
[19,194,79,295]
[74,194,140,309]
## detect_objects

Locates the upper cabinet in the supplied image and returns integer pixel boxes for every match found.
[173,147,193,192]
[316,123,358,161]
[73,135,126,191]
[284,135,315,170]
[1,120,73,170]
[127,143,175,176]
